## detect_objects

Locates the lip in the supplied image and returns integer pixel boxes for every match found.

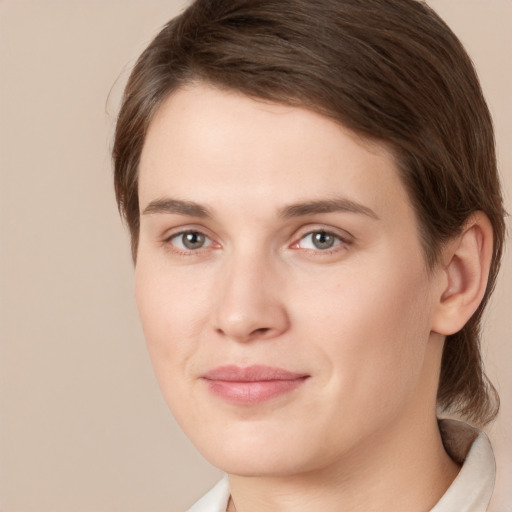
[201,365,309,405]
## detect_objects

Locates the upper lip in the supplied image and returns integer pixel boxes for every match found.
[202,365,308,382]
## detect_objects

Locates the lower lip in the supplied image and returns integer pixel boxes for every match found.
[204,378,307,405]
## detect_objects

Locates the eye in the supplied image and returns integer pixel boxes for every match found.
[295,230,344,251]
[167,230,213,251]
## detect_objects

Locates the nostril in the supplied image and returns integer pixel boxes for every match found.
[215,325,274,342]
[251,327,271,337]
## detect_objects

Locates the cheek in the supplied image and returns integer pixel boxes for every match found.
[134,262,206,376]
[356,272,432,405]
[134,263,212,433]
[294,255,433,407]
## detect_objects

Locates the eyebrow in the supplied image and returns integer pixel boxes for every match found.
[142,198,212,217]
[279,198,379,220]
[141,196,379,220]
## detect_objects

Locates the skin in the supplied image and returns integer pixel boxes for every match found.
[136,83,464,512]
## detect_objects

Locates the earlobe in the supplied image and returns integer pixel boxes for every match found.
[431,212,493,336]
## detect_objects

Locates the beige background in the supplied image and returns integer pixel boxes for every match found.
[0,1,510,511]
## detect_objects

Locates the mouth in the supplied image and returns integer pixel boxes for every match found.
[201,365,309,405]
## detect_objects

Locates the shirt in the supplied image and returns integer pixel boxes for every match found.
[187,419,495,512]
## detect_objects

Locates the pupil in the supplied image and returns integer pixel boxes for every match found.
[183,232,205,249]
[313,232,334,249]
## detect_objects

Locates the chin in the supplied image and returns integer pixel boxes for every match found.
[188,421,326,478]
[206,448,310,478]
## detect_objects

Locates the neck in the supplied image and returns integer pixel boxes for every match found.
[227,414,460,512]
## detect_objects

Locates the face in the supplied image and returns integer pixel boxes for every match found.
[136,83,443,477]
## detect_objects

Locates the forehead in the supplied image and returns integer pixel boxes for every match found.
[138,83,413,225]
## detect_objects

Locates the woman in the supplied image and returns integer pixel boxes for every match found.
[113,1,505,510]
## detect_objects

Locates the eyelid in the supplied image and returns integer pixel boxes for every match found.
[162,226,221,254]
[290,225,354,251]
[159,223,353,255]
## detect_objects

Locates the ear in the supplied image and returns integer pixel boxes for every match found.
[431,212,494,336]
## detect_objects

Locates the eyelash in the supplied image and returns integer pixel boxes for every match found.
[163,229,217,256]
[162,228,352,257]
[291,229,351,254]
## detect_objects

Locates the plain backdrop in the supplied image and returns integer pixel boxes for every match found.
[0,1,510,511]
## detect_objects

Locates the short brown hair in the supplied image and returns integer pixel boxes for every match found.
[113,0,506,426]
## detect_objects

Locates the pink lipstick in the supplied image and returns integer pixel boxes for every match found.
[202,365,309,405]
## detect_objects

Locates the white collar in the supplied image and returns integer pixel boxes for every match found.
[187,474,230,512]
[431,419,495,512]
[187,420,495,512]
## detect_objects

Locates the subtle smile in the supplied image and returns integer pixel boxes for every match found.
[201,365,310,405]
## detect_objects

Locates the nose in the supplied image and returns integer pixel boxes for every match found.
[213,253,290,343]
